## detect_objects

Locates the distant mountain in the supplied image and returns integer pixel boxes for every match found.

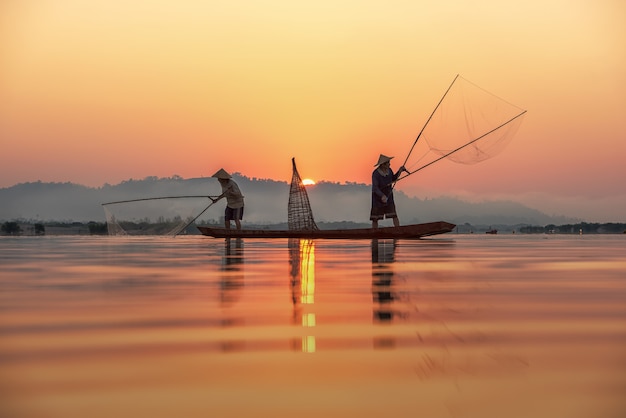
[0,175,577,226]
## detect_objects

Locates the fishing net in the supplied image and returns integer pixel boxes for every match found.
[288,158,319,231]
[102,196,214,236]
[402,75,526,175]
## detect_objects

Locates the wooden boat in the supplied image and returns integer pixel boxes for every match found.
[197,221,456,239]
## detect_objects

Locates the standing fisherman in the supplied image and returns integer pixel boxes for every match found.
[370,154,407,229]
[212,169,244,230]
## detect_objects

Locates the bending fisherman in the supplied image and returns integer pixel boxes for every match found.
[212,169,245,230]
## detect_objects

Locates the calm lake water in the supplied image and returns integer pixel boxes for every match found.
[1,234,625,418]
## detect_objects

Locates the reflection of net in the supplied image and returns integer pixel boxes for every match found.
[103,197,211,236]
[288,158,318,231]
[404,75,526,173]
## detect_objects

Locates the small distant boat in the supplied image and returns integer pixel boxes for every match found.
[198,221,456,240]
[486,228,498,235]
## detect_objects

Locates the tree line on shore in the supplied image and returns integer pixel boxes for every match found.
[518,222,626,234]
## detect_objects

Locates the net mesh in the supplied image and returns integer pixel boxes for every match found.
[103,196,212,236]
[403,75,526,173]
[288,158,319,231]
[103,206,128,236]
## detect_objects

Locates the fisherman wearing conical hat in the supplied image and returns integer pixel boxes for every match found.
[212,168,244,230]
[370,154,407,229]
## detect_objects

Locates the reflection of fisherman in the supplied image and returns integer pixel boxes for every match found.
[223,238,244,269]
[370,154,408,229]
[212,169,244,230]
[220,238,244,306]
[371,239,397,322]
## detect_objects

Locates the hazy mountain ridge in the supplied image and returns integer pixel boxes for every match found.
[0,175,578,226]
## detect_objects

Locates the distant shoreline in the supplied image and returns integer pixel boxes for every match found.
[2,221,625,236]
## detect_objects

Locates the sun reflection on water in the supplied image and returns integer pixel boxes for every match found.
[290,238,317,353]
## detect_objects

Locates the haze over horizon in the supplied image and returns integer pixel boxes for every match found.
[2,1,625,222]
[1,174,587,227]
[1,173,620,224]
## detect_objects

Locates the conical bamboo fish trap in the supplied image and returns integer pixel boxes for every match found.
[288,158,319,231]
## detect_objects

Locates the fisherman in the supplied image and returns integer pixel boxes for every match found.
[212,169,244,230]
[370,154,407,229]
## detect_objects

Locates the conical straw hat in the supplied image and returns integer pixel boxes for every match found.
[212,168,231,179]
[374,154,394,167]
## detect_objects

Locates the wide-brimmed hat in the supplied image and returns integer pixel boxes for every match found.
[374,154,394,167]
[211,168,231,179]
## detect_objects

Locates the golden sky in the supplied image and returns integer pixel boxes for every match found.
[1,0,625,220]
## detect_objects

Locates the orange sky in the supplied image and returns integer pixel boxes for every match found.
[1,0,625,221]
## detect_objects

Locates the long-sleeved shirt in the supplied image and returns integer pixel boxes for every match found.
[220,179,244,209]
[371,167,401,208]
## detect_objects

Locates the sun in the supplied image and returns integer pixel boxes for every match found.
[302,178,316,186]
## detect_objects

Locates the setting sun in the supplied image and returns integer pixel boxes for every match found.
[302,179,315,186]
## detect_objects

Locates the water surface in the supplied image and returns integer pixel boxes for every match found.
[1,235,625,417]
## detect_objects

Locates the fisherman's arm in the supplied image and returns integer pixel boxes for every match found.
[393,166,407,181]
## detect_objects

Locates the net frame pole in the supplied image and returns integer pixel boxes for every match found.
[170,197,220,236]
[103,195,220,236]
[401,74,460,168]
[102,195,219,206]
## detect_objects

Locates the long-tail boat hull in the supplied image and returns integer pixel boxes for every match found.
[197,221,455,239]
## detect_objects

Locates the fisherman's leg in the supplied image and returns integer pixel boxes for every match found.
[370,206,382,229]
[234,207,243,230]
[224,207,232,229]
